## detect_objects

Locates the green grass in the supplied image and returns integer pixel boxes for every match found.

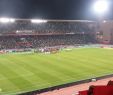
[0,48,113,95]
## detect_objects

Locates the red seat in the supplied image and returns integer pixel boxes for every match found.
[93,86,113,95]
[79,90,88,95]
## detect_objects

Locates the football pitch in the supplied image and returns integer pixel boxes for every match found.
[0,48,113,95]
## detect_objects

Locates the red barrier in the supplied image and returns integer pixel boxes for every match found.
[93,86,113,95]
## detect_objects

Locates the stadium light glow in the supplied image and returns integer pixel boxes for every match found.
[103,20,107,23]
[0,18,10,23]
[31,19,47,23]
[10,18,15,23]
[93,0,109,15]
[0,18,15,23]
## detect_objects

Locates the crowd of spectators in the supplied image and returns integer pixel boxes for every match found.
[0,34,96,50]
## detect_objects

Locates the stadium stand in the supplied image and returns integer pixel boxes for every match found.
[0,20,96,50]
[0,20,95,34]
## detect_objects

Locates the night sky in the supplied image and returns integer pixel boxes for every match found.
[0,0,113,20]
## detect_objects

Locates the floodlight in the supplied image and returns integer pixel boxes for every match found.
[10,19,15,23]
[93,0,109,15]
[103,20,107,23]
[0,18,10,23]
[0,18,15,23]
[31,19,47,23]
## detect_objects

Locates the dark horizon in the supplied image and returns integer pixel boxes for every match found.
[0,0,113,20]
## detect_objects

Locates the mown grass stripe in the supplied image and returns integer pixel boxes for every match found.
[0,48,113,94]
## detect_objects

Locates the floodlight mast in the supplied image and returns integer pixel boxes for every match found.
[93,0,110,25]
[93,0,109,16]
[93,0,110,44]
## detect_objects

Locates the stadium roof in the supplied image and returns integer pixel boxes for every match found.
[19,19,95,22]
[0,18,96,23]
